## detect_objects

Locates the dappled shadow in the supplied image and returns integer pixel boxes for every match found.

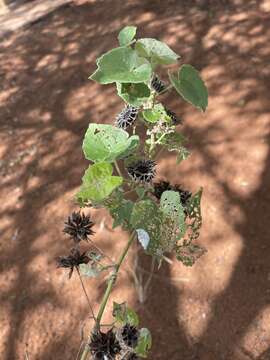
[1,0,270,359]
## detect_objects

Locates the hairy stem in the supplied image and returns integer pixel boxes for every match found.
[79,230,137,360]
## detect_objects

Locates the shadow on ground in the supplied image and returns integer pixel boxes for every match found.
[1,0,270,359]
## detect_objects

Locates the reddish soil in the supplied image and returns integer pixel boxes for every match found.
[1,0,270,359]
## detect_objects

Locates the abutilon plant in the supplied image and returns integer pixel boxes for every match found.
[56,25,208,359]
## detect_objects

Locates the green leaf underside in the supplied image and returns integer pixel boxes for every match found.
[135,38,179,65]
[79,263,100,278]
[142,103,169,124]
[90,47,152,84]
[116,82,151,106]
[113,302,139,326]
[118,26,137,46]
[135,328,152,357]
[160,191,186,239]
[76,162,122,203]
[169,64,208,111]
[83,124,139,163]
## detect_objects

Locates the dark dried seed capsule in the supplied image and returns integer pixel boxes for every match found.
[153,181,192,207]
[165,107,182,125]
[127,159,156,183]
[63,211,95,243]
[115,106,138,130]
[121,324,139,348]
[90,329,121,360]
[151,74,166,93]
[56,248,90,278]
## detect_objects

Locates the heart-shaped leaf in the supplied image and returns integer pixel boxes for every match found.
[76,162,122,203]
[83,124,139,163]
[169,64,208,111]
[118,26,137,46]
[90,47,152,84]
[135,38,179,65]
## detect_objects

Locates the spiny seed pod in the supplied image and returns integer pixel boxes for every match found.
[63,211,95,243]
[121,324,139,348]
[56,248,89,279]
[115,106,138,130]
[127,159,156,183]
[151,74,166,93]
[153,181,192,207]
[165,107,182,125]
[90,329,121,360]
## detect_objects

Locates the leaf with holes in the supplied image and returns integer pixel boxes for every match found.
[116,82,151,106]
[90,47,152,84]
[186,188,203,242]
[118,26,137,46]
[176,243,207,266]
[169,64,208,111]
[130,200,163,256]
[135,38,179,65]
[158,131,190,164]
[83,124,139,163]
[160,191,186,239]
[76,162,122,203]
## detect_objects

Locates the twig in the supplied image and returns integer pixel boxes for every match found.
[76,267,96,321]
[76,341,85,360]
[143,257,155,296]
[24,350,30,360]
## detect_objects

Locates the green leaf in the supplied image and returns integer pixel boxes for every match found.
[135,38,179,65]
[135,187,146,199]
[76,162,122,203]
[113,302,139,326]
[169,64,208,111]
[135,328,152,357]
[110,200,134,229]
[118,26,137,46]
[83,124,139,163]
[90,47,152,84]
[142,103,168,124]
[158,131,190,163]
[130,200,163,256]
[160,190,186,239]
[116,82,150,106]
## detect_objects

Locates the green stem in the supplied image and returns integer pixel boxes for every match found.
[79,231,137,360]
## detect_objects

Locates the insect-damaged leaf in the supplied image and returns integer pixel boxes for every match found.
[83,124,139,163]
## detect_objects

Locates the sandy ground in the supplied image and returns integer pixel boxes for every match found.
[1,0,270,359]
